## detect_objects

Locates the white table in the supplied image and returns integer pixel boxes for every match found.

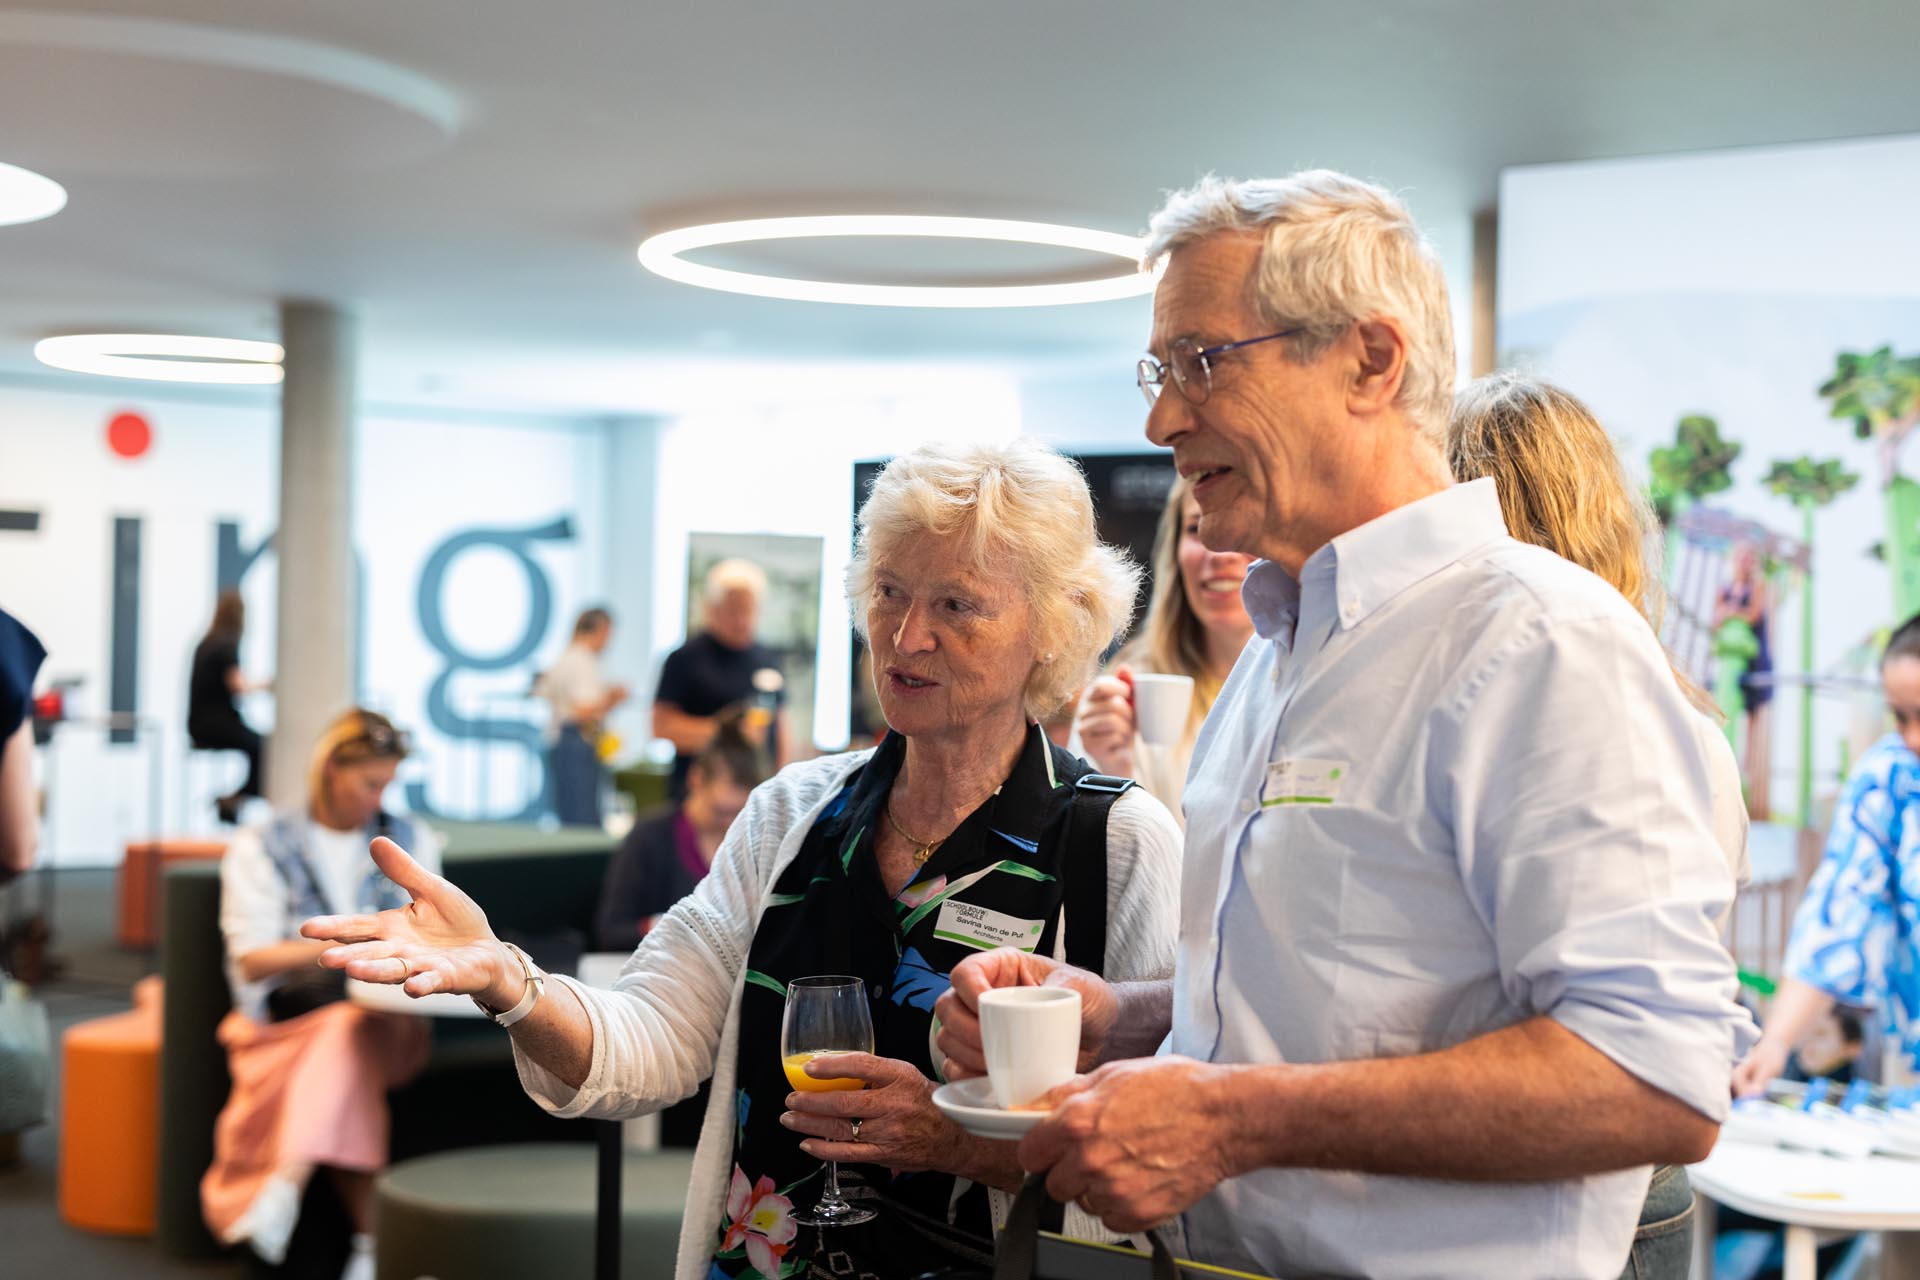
[1691,1137,1920,1279]
[347,957,656,1153]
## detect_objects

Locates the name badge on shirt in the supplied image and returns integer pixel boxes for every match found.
[930,899,1047,952]
[1262,758,1349,807]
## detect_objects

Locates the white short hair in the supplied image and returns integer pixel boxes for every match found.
[848,439,1141,720]
[1144,171,1456,452]
[703,558,767,605]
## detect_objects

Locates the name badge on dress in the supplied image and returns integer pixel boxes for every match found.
[1262,758,1349,807]
[930,899,1047,952]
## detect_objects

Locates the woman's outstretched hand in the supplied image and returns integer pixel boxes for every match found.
[300,836,522,1007]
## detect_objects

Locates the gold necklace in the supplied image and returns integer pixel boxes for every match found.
[884,803,946,867]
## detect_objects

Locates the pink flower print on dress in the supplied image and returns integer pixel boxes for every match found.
[895,874,947,910]
[722,1164,798,1278]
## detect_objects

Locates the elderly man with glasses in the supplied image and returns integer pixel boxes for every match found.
[937,171,1753,1279]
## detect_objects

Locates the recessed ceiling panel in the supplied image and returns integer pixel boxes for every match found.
[0,10,461,178]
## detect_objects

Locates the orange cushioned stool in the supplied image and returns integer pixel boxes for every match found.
[60,976,165,1234]
[118,839,225,949]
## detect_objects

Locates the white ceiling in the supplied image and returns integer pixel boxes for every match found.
[1,0,1917,418]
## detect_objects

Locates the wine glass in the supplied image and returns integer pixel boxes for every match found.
[781,974,877,1227]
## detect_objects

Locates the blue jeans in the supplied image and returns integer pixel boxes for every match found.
[1619,1163,1693,1280]
[548,724,605,827]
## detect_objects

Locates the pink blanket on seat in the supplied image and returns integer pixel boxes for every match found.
[200,1002,429,1243]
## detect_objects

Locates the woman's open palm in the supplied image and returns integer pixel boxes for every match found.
[300,836,507,999]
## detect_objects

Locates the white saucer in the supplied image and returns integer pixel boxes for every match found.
[932,1077,1053,1139]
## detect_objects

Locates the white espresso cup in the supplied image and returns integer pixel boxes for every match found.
[979,986,1081,1110]
[1131,672,1196,746]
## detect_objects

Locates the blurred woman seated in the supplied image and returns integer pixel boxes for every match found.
[594,712,769,952]
[203,708,436,1280]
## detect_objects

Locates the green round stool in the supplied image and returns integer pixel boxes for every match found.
[375,1143,695,1279]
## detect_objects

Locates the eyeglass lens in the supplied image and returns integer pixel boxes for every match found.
[1137,340,1210,408]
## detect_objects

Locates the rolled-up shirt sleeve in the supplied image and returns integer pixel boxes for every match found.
[1446,613,1757,1120]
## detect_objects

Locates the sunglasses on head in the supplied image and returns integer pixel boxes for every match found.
[341,721,410,756]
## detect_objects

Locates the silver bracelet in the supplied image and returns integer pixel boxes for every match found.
[473,941,545,1027]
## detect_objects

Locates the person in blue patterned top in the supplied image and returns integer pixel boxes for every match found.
[1733,614,1920,1095]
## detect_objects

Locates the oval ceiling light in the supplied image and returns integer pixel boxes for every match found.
[34,334,284,384]
[637,215,1157,308]
[0,160,67,226]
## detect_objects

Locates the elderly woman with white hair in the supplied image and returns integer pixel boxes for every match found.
[301,439,1183,1280]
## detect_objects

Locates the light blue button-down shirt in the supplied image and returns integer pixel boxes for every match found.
[1174,479,1754,1280]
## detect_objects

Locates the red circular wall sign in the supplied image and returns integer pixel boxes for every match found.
[106,411,152,459]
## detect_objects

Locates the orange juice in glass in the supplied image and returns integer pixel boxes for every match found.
[783,1051,865,1093]
[782,975,876,1226]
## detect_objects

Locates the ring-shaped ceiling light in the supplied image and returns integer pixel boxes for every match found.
[34,334,285,384]
[0,161,67,226]
[637,215,1157,308]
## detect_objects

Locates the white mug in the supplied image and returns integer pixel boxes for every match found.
[1131,672,1195,746]
[979,986,1081,1109]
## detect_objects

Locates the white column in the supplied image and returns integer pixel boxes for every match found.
[601,414,663,748]
[1471,207,1498,378]
[268,301,357,807]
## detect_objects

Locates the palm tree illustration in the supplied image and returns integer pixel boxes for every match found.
[1762,455,1860,823]
[1649,413,1741,528]
[1819,346,1920,615]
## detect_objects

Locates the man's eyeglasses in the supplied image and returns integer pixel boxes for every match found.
[1136,328,1302,407]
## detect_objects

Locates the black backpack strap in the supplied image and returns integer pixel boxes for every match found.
[1034,771,1132,1235]
[1060,773,1133,980]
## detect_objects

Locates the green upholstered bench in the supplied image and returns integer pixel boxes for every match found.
[375,1144,695,1280]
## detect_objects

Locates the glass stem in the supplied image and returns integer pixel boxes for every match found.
[822,1160,845,1207]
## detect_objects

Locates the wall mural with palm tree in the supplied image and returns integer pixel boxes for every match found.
[1500,134,1920,840]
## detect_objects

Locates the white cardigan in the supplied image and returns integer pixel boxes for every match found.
[512,749,1183,1280]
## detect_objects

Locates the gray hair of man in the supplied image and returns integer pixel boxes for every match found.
[847,439,1142,721]
[1143,171,1456,455]
[703,557,768,605]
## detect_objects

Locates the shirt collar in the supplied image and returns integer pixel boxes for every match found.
[1242,558,1304,645]
[982,722,1067,855]
[1325,478,1508,628]
[1240,478,1510,640]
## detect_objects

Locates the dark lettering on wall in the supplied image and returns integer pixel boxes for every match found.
[216,524,274,590]
[0,509,41,532]
[406,517,575,821]
[216,520,367,702]
[212,516,574,821]
[110,516,141,744]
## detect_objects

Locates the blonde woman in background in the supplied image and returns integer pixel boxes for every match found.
[204,709,437,1280]
[1448,371,1747,1280]
[1071,475,1255,817]
[1448,372,1747,891]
